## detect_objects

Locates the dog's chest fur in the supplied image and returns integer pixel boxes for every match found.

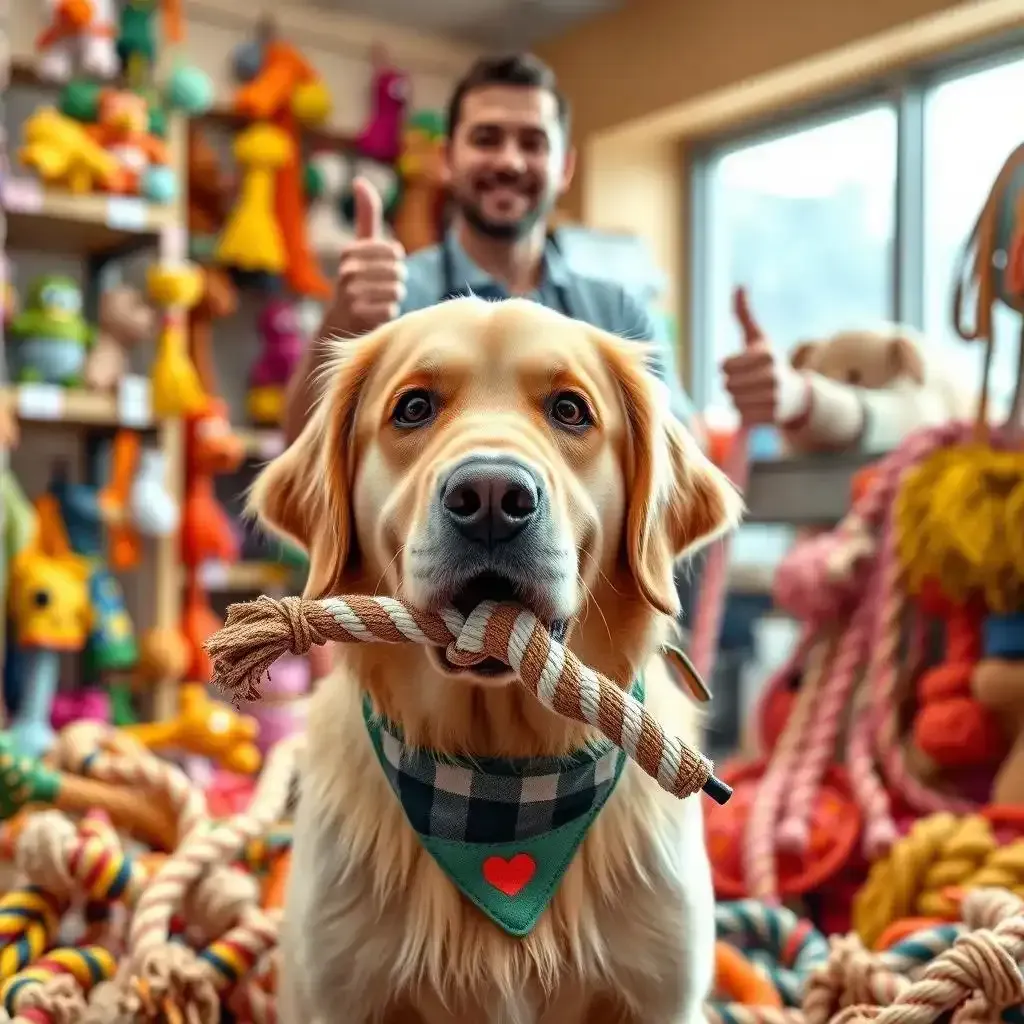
[280,662,714,1024]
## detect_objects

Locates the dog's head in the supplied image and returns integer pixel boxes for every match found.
[251,298,740,688]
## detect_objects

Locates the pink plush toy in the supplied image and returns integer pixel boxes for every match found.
[355,45,410,165]
[247,653,309,753]
[51,688,111,730]
[247,298,306,426]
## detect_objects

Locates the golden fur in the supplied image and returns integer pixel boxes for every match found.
[250,298,741,1023]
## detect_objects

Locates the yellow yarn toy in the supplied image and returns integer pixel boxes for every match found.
[895,444,1024,611]
[146,263,206,419]
[215,123,293,275]
[853,812,1024,947]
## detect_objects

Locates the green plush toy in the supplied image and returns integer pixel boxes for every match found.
[8,276,94,387]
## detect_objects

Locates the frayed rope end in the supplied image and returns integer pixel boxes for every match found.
[204,595,317,705]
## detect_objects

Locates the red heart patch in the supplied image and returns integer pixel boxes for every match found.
[482,853,536,896]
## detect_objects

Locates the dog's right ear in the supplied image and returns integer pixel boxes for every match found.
[247,329,386,598]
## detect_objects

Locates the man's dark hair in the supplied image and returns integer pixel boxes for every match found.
[446,53,571,140]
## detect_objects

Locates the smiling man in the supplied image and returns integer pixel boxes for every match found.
[284,52,693,443]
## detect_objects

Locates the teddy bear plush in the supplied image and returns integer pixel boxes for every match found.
[781,325,976,454]
[85,285,155,392]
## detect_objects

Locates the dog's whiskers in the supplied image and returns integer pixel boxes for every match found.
[373,545,406,597]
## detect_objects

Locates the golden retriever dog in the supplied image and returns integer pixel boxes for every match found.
[250,297,741,1024]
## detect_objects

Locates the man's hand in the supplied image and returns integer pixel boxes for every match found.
[324,177,407,337]
[720,291,810,426]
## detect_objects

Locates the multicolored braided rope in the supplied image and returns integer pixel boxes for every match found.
[204,594,732,805]
[1,945,116,1022]
[0,888,64,981]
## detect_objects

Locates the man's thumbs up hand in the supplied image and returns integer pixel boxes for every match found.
[325,177,407,337]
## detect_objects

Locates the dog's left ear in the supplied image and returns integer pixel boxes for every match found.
[612,343,743,616]
[248,328,386,598]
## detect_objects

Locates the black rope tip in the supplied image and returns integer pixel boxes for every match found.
[703,775,733,806]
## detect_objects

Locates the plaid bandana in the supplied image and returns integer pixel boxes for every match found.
[363,681,643,937]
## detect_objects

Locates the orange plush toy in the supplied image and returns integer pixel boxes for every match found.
[232,35,332,298]
[181,398,244,570]
[87,89,169,194]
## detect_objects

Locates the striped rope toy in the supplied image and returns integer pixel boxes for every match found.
[204,594,733,805]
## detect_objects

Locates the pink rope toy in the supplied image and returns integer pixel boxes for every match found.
[742,421,1003,903]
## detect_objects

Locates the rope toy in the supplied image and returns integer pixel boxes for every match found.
[853,812,1024,948]
[203,593,732,804]
[0,725,294,1023]
[804,887,1024,1024]
[735,421,1021,903]
[714,901,830,1007]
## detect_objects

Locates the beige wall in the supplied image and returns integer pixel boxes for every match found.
[537,0,959,222]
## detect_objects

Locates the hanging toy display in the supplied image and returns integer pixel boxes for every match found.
[247,298,306,426]
[35,0,120,83]
[7,275,94,387]
[228,21,334,298]
[392,110,448,255]
[355,44,411,165]
[145,262,206,418]
[214,124,293,287]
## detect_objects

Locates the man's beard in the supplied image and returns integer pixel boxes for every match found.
[455,185,553,241]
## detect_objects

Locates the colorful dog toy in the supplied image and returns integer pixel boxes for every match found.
[205,594,732,804]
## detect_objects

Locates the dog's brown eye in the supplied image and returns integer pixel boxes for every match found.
[549,391,592,430]
[392,389,436,428]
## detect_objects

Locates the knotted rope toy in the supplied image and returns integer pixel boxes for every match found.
[204,594,733,805]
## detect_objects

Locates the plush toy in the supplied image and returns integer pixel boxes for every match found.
[36,0,120,83]
[20,107,123,193]
[6,495,92,758]
[355,45,410,165]
[973,651,1024,804]
[86,89,171,198]
[146,263,206,418]
[247,298,305,425]
[215,124,293,279]
[120,682,261,774]
[181,398,243,570]
[84,284,154,392]
[47,469,138,681]
[770,323,973,454]
[392,110,448,255]
[7,276,94,387]
[305,150,354,254]
[232,36,333,297]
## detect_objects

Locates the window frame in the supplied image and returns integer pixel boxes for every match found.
[686,37,1024,410]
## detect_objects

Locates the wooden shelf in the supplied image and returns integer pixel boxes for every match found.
[196,560,291,592]
[0,383,154,428]
[745,452,875,525]
[3,177,176,256]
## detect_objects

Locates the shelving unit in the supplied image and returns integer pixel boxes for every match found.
[3,62,188,722]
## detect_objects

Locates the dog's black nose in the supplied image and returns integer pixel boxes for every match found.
[442,457,541,546]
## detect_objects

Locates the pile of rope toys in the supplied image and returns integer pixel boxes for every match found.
[0,721,294,1023]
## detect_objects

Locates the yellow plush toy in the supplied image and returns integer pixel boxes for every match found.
[146,263,206,418]
[215,124,293,274]
[7,495,92,758]
[20,107,120,194]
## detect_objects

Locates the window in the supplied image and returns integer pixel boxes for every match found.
[922,56,1024,418]
[691,48,1024,418]
[697,105,898,410]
